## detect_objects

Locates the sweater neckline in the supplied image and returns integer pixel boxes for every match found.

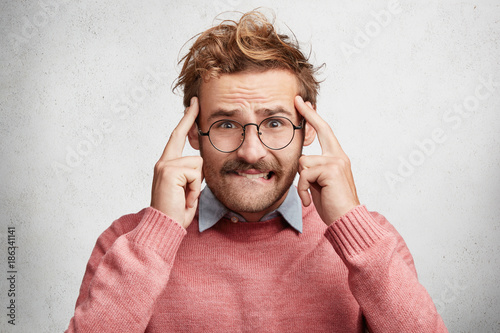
[210,215,297,242]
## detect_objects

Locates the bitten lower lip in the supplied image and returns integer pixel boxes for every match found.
[234,170,273,180]
[236,169,270,175]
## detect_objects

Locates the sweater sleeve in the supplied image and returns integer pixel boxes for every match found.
[324,205,448,333]
[66,207,187,332]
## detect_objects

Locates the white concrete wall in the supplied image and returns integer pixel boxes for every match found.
[1,0,499,331]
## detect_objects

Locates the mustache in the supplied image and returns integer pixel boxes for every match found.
[220,159,283,175]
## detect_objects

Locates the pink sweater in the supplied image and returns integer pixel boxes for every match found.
[66,203,447,332]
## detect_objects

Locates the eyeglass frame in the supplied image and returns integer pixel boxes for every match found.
[197,116,306,153]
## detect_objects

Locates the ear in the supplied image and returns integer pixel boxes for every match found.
[188,123,200,150]
[303,103,317,146]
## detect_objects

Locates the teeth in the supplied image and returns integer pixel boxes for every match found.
[237,172,270,180]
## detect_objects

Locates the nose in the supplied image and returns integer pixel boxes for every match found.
[236,124,267,163]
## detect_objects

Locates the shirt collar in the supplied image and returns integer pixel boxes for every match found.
[198,185,303,233]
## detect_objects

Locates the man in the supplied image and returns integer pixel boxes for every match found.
[67,10,447,332]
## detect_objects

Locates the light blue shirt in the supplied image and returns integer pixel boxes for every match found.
[198,185,303,233]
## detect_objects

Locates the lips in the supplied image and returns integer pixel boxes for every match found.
[220,159,281,181]
[236,171,272,180]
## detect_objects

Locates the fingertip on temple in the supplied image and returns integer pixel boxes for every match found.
[295,95,305,105]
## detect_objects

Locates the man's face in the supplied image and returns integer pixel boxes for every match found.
[189,70,315,221]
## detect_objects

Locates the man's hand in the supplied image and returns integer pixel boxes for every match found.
[295,96,360,225]
[150,97,203,228]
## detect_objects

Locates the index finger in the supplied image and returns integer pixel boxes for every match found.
[295,95,345,157]
[161,96,200,161]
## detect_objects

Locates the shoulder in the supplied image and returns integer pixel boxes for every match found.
[94,208,149,253]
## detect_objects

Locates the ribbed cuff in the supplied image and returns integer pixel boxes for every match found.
[324,205,388,260]
[126,207,187,263]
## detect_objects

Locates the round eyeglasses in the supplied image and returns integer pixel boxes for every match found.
[198,116,305,153]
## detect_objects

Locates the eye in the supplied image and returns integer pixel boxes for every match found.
[263,118,286,129]
[215,120,239,130]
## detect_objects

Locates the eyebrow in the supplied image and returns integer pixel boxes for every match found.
[207,109,241,121]
[207,107,294,121]
[256,107,294,117]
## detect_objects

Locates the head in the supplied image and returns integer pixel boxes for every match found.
[174,10,320,220]
[174,10,320,108]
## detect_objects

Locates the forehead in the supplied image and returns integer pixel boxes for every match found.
[198,70,299,119]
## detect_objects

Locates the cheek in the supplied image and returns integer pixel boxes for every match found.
[286,138,304,158]
[200,142,225,175]
[201,157,220,187]
[275,146,302,171]
[289,142,304,164]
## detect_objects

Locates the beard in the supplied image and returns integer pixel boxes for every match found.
[202,152,300,216]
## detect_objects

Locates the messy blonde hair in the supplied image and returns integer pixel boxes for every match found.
[173,10,321,107]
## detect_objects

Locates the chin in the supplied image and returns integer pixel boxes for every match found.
[211,179,291,214]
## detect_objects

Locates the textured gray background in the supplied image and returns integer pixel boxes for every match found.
[1,0,499,332]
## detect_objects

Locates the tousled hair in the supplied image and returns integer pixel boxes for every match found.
[173,10,321,107]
